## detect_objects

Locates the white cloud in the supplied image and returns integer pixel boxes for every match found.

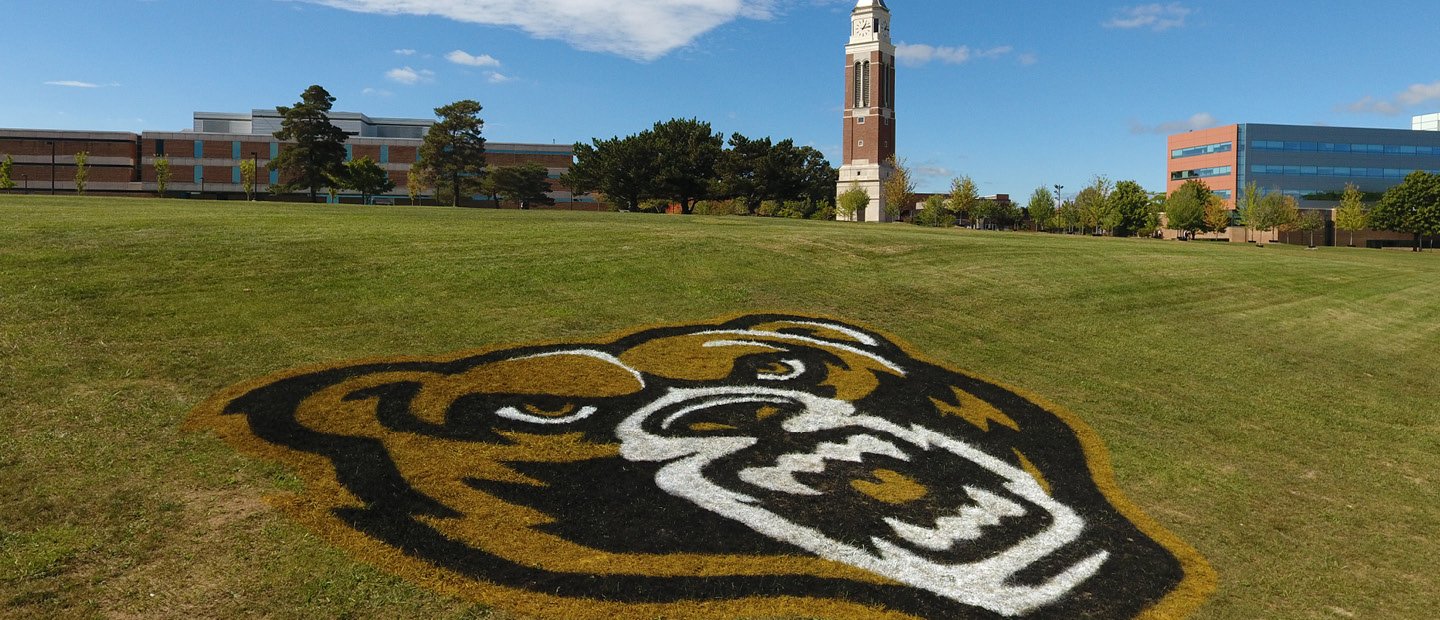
[487,72,514,84]
[1130,112,1220,135]
[895,43,1012,67]
[394,48,417,55]
[1104,3,1191,32]
[446,49,501,67]
[362,87,394,97]
[385,66,435,85]
[1344,80,1440,116]
[44,80,101,88]
[301,0,780,61]
[1018,52,1039,66]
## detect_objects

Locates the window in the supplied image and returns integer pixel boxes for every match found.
[1171,141,1232,159]
[857,116,865,124]
[1170,165,1231,181]
[853,62,862,109]
[1252,139,1440,156]
[862,61,871,108]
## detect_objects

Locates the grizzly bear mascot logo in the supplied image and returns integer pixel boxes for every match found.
[189,314,1213,619]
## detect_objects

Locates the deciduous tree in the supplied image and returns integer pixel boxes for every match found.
[1204,194,1232,234]
[1236,181,1261,241]
[154,156,170,197]
[269,85,348,203]
[1250,190,1299,245]
[240,158,256,200]
[1371,171,1440,251]
[417,99,487,207]
[837,184,869,221]
[72,151,89,195]
[1165,180,1210,239]
[1296,211,1325,248]
[1107,180,1150,237]
[915,194,951,227]
[0,155,14,190]
[949,175,980,226]
[406,167,427,206]
[1025,185,1055,232]
[1333,182,1369,247]
[882,156,914,221]
[340,156,395,205]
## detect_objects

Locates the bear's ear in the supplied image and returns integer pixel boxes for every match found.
[721,314,900,354]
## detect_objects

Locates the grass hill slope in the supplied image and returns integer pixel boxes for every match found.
[2,196,1437,618]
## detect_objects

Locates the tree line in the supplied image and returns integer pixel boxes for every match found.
[561,118,839,217]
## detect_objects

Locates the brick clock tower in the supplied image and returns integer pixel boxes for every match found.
[838,0,896,222]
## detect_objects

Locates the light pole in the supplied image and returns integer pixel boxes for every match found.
[251,151,259,200]
[1053,184,1064,232]
[22,174,27,193]
[46,140,55,195]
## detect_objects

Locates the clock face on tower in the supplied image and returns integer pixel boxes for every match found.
[853,18,872,36]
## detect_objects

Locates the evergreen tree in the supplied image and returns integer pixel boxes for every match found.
[269,85,348,203]
[492,164,555,209]
[417,100,487,207]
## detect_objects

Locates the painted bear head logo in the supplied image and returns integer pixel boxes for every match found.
[189,314,1212,619]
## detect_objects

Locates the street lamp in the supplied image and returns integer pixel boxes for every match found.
[250,151,259,200]
[45,140,55,195]
[1052,184,1064,232]
[22,174,27,193]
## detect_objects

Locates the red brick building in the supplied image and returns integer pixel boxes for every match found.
[1,110,600,209]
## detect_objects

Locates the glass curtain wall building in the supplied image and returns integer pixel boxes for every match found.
[1168,123,1440,207]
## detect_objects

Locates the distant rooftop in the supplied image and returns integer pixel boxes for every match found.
[192,109,431,139]
[1415,113,1440,132]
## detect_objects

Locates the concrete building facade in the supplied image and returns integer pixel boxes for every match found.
[837,0,898,222]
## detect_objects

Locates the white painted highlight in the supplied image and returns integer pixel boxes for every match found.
[884,487,1026,551]
[757,359,806,381]
[616,385,1109,617]
[692,330,905,375]
[739,434,909,496]
[513,349,646,388]
[495,405,597,425]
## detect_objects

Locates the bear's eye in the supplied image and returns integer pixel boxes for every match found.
[496,402,598,425]
[756,359,806,381]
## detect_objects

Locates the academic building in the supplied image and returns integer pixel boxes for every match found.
[1166,116,1440,245]
[0,110,598,209]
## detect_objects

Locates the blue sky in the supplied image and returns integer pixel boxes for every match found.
[4,0,1439,195]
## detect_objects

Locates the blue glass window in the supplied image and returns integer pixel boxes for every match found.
[1171,165,1232,181]
[1171,142,1233,159]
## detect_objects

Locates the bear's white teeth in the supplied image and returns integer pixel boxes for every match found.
[882,486,1027,551]
[737,434,909,496]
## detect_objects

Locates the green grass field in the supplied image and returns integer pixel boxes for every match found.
[2,195,1437,619]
